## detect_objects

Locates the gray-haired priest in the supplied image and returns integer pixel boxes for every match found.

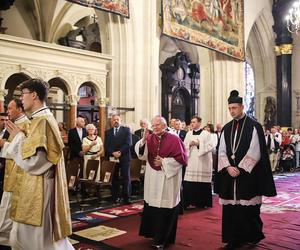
[217,90,277,249]
[135,115,187,250]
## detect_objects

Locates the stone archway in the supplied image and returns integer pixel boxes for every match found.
[2,72,31,111]
[4,72,31,96]
[48,77,70,126]
[77,81,99,124]
[76,81,106,140]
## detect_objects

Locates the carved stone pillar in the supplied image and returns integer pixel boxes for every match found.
[0,89,8,112]
[66,95,80,129]
[97,97,108,143]
[294,90,300,116]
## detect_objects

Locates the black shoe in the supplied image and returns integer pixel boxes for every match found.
[151,244,164,249]
[123,199,132,205]
[0,245,11,250]
[224,242,242,250]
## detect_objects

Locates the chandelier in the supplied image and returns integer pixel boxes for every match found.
[286,0,300,34]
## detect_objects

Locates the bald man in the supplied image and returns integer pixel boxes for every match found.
[68,117,87,160]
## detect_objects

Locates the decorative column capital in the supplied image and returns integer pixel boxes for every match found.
[66,95,80,106]
[97,97,109,107]
[293,89,300,97]
[274,44,293,56]
[0,89,8,101]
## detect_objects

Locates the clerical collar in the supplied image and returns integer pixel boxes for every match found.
[15,114,26,123]
[234,113,246,122]
[156,131,166,140]
[30,107,49,119]
[193,129,202,135]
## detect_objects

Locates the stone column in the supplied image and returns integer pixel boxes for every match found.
[273,1,293,127]
[97,97,108,143]
[66,95,80,129]
[274,44,293,127]
[0,89,8,112]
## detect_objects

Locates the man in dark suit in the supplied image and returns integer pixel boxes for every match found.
[68,117,87,175]
[134,118,149,140]
[0,112,9,202]
[174,119,187,142]
[105,114,132,204]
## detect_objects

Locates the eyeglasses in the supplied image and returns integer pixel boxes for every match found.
[20,91,32,96]
[0,119,8,121]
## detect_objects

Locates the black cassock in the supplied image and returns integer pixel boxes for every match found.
[216,116,276,244]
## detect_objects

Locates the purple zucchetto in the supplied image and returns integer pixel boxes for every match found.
[228,90,243,104]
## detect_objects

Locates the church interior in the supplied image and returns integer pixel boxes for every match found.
[1,0,300,249]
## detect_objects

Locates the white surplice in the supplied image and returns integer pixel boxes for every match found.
[4,108,74,250]
[0,115,29,246]
[135,140,183,209]
[218,126,262,206]
[183,130,216,183]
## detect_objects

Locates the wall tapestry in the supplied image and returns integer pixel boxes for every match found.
[66,0,130,18]
[162,0,245,60]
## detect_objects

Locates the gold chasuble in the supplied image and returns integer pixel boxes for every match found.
[3,117,30,193]
[10,114,72,241]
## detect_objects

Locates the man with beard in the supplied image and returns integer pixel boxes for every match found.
[217,90,276,249]
[104,114,132,204]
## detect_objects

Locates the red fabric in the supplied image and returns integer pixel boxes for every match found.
[192,3,208,22]
[103,173,300,250]
[70,173,300,249]
[281,135,291,146]
[146,132,187,171]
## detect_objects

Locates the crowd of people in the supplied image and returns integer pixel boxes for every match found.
[0,81,278,250]
[264,125,300,173]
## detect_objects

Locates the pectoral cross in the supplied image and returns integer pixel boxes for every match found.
[91,14,98,24]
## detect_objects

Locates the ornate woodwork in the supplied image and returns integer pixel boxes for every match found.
[160,52,200,124]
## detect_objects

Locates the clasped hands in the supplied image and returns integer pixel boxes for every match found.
[0,139,5,148]
[6,120,21,137]
[154,155,163,167]
[227,166,240,178]
[190,139,199,147]
[0,121,22,148]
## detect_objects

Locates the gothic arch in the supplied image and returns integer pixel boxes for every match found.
[246,5,276,123]
[160,35,199,65]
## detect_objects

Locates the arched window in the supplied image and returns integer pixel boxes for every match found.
[244,62,255,118]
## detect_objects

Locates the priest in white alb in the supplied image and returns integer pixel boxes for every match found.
[183,116,216,209]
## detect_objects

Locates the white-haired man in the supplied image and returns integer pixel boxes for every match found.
[135,115,187,249]
[134,118,150,140]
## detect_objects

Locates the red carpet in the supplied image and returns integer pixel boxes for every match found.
[72,172,300,250]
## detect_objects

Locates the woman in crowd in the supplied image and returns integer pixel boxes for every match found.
[58,122,68,145]
[82,123,103,181]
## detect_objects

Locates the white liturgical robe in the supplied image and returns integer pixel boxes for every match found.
[184,129,216,183]
[135,139,183,209]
